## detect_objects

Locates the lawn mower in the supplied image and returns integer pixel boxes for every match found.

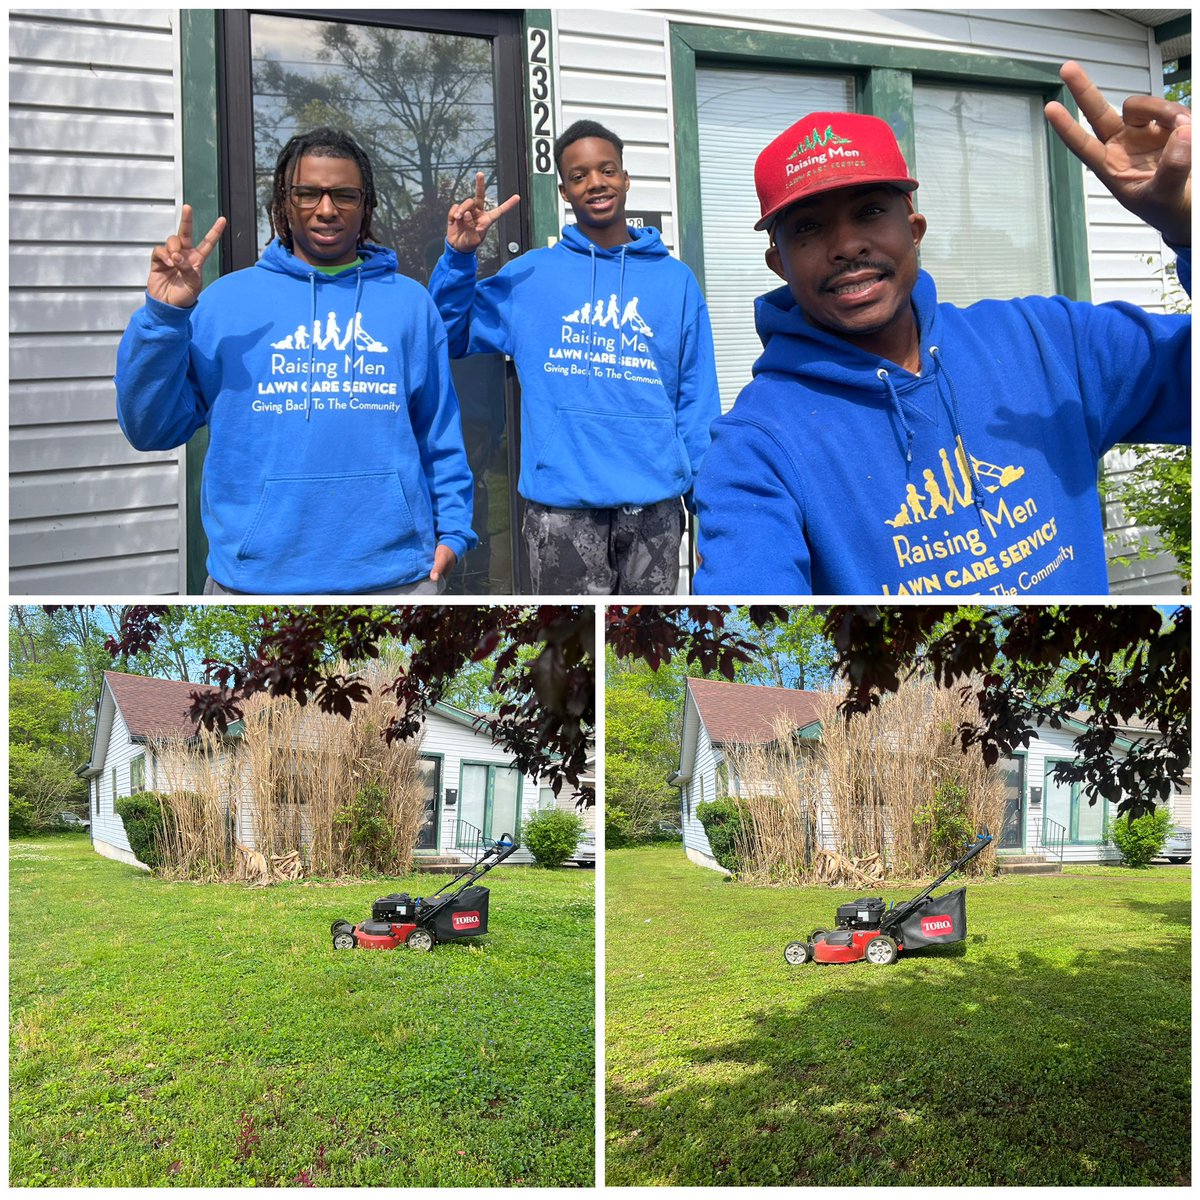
[784,829,992,967]
[331,833,516,952]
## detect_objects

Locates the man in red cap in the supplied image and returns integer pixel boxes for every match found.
[694,62,1191,597]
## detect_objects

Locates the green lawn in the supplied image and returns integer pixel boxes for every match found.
[11,836,594,1187]
[606,846,1190,1187]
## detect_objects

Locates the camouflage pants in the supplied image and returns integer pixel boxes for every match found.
[522,497,684,595]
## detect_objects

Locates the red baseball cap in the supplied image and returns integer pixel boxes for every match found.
[754,111,919,231]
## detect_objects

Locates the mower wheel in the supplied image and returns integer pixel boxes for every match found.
[810,928,830,942]
[864,934,898,966]
[783,940,813,966]
[331,919,353,936]
[332,929,356,950]
[406,928,435,953]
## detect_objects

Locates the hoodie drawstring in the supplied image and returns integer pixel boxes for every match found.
[930,345,986,522]
[583,242,630,392]
[876,367,914,464]
[304,266,365,421]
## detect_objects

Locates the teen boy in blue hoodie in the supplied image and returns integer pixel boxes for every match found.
[116,128,476,595]
[428,121,720,595]
[694,62,1191,597]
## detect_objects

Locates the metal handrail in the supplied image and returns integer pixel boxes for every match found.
[1042,815,1066,865]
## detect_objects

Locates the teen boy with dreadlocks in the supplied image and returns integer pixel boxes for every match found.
[428,120,720,595]
[116,128,476,595]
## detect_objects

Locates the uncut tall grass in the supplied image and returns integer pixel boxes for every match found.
[152,666,423,880]
[728,679,1004,885]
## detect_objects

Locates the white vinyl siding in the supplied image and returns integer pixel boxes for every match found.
[9,9,185,594]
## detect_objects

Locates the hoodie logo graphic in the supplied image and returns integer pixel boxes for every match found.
[880,437,1073,597]
[886,439,1026,528]
[562,294,655,338]
[271,312,389,353]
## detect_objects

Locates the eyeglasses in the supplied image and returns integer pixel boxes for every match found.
[288,185,364,211]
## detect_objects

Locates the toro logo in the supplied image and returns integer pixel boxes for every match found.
[451,911,481,931]
[920,914,955,937]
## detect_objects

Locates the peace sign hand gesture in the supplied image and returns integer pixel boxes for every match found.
[1046,61,1191,246]
[148,204,228,308]
[445,172,521,253]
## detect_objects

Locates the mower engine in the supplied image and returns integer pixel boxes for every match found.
[835,897,886,930]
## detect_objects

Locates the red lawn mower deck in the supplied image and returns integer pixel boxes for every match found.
[784,830,991,967]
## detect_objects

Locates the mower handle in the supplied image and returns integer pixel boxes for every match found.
[885,829,993,926]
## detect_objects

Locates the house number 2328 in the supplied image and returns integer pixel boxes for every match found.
[528,26,555,174]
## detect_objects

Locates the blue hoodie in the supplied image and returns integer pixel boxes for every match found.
[116,239,477,594]
[695,251,1191,596]
[428,225,719,509]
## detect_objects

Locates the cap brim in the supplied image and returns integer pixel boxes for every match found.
[756,176,919,231]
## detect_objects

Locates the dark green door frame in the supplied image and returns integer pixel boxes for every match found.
[668,23,1091,302]
[180,10,222,594]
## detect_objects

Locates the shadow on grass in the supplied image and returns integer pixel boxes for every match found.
[607,934,1190,1187]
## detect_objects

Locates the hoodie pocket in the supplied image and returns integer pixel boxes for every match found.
[234,470,431,586]
[533,407,688,503]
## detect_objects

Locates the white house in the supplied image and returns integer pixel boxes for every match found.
[9,6,1190,594]
[672,676,1192,871]
[79,669,573,870]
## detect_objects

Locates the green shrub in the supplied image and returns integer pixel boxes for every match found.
[606,805,633,849]
[334,781,395,872]
[696,797,747,874]
[915,781,976,871]
[9,797,37,838]
[1108,808,1173,868]
[115,792,173,871]
[523,806,586,868]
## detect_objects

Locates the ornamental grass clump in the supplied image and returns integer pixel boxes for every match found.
[151,662,423,880]
[727,677,1004,885]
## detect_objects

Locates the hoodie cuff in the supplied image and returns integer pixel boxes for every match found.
[443,242,480,268]
[143,293,197,326]
[437,534,470,560]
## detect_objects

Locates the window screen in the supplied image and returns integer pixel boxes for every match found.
[912,84,1056,303]
[696,68,855,412]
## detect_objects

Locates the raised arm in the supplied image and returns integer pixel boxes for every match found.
[445,172,521,253]
[1045,61,1191,246]
[147,204,227,307]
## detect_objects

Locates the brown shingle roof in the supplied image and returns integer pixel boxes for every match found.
[104,670,223,741]
[687,677,827,745]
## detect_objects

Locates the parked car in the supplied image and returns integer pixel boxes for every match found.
[1161,826,1191,864]
[571,832,596,867]
[58,811,90,831]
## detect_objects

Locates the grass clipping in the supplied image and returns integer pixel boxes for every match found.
[727,678,1004,886]
[151,674,424,882]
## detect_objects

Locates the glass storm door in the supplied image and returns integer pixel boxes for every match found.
[997,755,1025,851]
[416,755,442,850]
[214,10,526,593]
[459,763,522,846]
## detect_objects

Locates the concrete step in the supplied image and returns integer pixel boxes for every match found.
[412,856,471,874]
[999,860,1062,875]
